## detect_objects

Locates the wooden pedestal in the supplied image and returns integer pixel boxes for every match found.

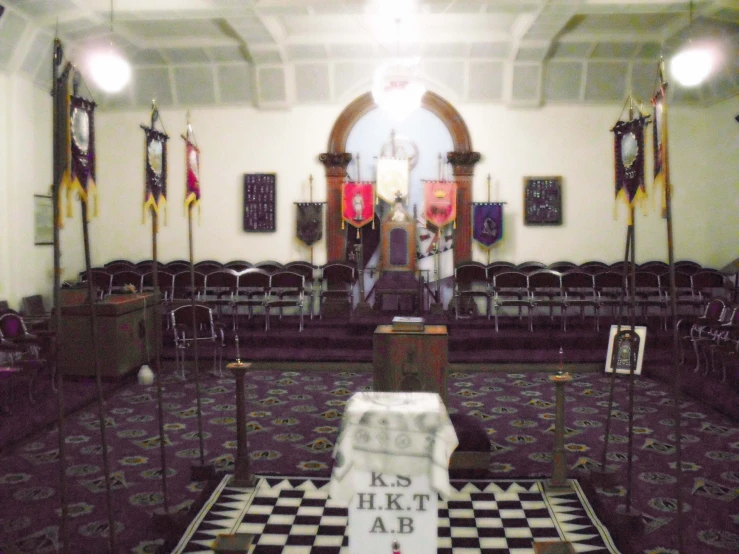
[373,325,448,405]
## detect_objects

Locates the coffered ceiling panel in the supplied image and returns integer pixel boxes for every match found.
[0,0,735,110]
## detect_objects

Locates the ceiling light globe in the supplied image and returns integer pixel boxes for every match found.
[670,46,713,87]
[89,49,131,93]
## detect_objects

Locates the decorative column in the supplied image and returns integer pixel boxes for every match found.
[319,152,353,262]
[447,151,480,265]
[545,370,573,491]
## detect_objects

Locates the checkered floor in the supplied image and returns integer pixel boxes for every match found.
[173,476,619,554]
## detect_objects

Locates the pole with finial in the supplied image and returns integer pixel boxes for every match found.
[546,346,572,491]
[487,173,492,265]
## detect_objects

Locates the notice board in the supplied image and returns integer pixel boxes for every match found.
[243,173,276,232]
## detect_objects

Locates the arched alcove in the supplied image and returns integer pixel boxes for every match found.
[320,91,479,263]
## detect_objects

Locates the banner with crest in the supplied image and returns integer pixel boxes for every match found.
[60,95,97,222]
[341,181,375,229]
[183,127,200,212]
[612,116,648,222]
[296,202,324,246]
[376,157,409,203]
[472,202,504,247]
[424,180,457,229]
[142,127,168,222]
[651,72,668,218]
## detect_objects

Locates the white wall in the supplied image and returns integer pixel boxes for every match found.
[0,73,84,309]
[1,77,736,310]
[92,95,738,272]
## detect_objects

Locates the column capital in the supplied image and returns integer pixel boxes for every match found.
[447,151,481,176]
[319,152,353,177]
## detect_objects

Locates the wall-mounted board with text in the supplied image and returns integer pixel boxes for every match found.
[243,173,276,232]
[523,176,562,225]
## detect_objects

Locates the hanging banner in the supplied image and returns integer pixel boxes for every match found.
[142,126,168,222]
[184,131,200,211]
[295,202,324,246]
[472,202,504,247]
[424,180,457,229]
[61,95,98,221]
[651,75,668,218]
[341,181,375,229]
[612,116,648,221]
[376,157,409,203]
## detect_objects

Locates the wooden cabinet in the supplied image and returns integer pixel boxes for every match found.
[58,294,159,378]
[373,325,448,405]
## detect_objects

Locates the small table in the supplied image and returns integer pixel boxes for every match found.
[330,392,458,554]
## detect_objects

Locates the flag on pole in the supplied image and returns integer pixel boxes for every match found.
[424,180,457,229]
[612,116,649,223]
[376,157,409,203]
[472,202,504,247]
[60,94,98,222]
[184,126,200,212]
[142,123,168,224]
[651,62,669,218]
[341,181,375,229]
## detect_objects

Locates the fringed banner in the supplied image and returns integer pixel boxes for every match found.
[184,134,201,214]
[61,95,97,222]
[341,181,375,233]
[295,202,324,246]
[651,80,668,218]
[142,126,168,225]
[612,116,648,224]
[424,180,457,229]
[376,157,409,204]
[54,71,71,228]
[472,202,504,248]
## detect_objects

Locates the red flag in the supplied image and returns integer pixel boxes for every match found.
[424,180,457,228]
[341,181,375,228]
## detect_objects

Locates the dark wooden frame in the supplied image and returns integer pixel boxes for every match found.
[523,176,562,226]
[243,173,276,232]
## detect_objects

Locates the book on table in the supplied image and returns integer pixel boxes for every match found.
[391,316,425,332]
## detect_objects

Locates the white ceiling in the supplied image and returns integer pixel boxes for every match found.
[1,0,737,110]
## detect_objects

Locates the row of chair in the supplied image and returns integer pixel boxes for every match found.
[82,263,360,327]
[87,259,314,277]
[454,264,729,331]
[679,298,739,382]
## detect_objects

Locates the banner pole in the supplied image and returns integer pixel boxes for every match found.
[51,38,70,554]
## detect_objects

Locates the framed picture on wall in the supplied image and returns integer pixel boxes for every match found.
[34,194,53,246]
[243,173,276,232]
[524,176,562,225]
[604,325,647,375]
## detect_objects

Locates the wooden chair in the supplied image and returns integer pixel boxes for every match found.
[674,260,703,275]
[632,271,668,329]
[202,270,239,329]
[527,269,564,330]
[20,295,51,331]
[0,312,47,404]
[453,263,491,319]
[172,270,206,302]
[170,304,225,379]
[104,259,136,273]
[517,261,547,274]
[594,270,628,326]
[224,260,253,271]
[561,270,598,331]
[194,260,223,274]
[234,268,270,327]
[285,261,317,319]
[255,260,285,274]
[164,260,191,274]
[678,297,726,367]
[491,271,532,331]
[110,270,144,295]
[691,269,726,310]
[485,262,517,278]
[548,261,577,272]
[265,271,305,331]
[639,261,669,274]
[86,269,113,300]
[579,261,609,274]
[318,263,356,318]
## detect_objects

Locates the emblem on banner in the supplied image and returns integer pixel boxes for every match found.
[296,202,324,246]
[472,203,504,247]
[612,116,648,220]
[342,182,375,228]
[376,157,409,203]
[424,180,457,229]
[185,139,200,210]
[143,127,168,220]
[61,95,98,222]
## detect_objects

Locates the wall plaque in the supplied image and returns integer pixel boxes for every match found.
[243,173,276,232]
[524,176,562,225]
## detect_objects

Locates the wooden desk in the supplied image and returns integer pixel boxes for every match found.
[58,294,159,378]
[373,324,448,404]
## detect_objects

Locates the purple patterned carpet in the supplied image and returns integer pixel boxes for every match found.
[0,365,737,553]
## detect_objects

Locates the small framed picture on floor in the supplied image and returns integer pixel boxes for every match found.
[605,325,646,375]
